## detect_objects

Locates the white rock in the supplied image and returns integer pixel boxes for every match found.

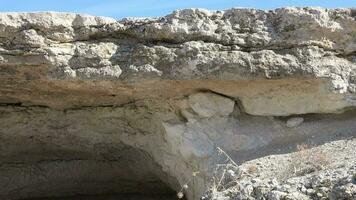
[286,117,304,128]
[76,65,122,79]
[268,190,287,200]
[188,92,235,118]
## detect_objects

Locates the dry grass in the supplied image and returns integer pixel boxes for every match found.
[184,143,331,199]
[200,147,252,200]
[246,164,258,174]
[280,143,330,179]
[200,143,331,199]
[177,147,242,199]
[176,171,200,199]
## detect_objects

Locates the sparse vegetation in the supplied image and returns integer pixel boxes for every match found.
[199,140,355,200]
[177,171,200,199]
[246,164,258,174]
[279,143,330,180]
[200,147,251,200]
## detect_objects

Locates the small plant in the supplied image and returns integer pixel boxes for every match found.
[201,147,251,200]
[177,171,200,199]
[296,143,309,151]
[282,143,330,179]
[246,164,258,174]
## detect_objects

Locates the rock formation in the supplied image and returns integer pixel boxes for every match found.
[0,7,355,200]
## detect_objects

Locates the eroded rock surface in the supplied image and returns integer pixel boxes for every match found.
[0,7,355,200]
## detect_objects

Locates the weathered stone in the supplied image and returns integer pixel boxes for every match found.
[188,92,235,118]
[286,117,304,128]
[268,190,287,200]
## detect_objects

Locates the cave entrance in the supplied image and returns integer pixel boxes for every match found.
[0,106,180,200]
[27,194,177,200]
[0,143,177,200]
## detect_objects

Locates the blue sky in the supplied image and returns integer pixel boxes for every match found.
[0,0,355,19]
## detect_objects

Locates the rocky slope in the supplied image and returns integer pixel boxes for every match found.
[0,7,355,200]
[203,139,356,200]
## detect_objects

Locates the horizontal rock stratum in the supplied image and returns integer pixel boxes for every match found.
[0,7,355,200]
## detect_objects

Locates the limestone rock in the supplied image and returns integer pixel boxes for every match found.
[286,117,304,127]
[188,92,235,118]
[0,8,355,115]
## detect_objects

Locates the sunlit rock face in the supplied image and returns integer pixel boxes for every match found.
[0,7,355,200]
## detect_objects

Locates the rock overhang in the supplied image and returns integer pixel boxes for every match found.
[0,7,356,115]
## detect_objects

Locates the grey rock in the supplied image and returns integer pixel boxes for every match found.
[0,8,355,115]
[268,190,287,200]
[286,117,304,128]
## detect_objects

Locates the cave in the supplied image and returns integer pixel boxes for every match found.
[0,106,179,200]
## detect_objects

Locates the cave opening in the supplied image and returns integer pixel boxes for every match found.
[26,193,177,200]
[0,106,181,200]
[0,139,178,200]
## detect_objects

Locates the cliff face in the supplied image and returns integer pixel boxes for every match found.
[0,7,355,200]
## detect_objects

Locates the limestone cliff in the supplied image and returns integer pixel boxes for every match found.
[0,7,355,200]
